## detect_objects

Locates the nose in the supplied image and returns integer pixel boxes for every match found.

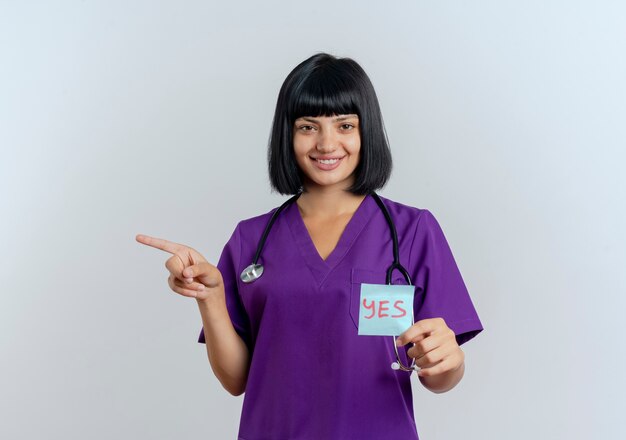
[316,128,338,153]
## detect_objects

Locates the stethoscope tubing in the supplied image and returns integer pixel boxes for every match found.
[252,192,301,265]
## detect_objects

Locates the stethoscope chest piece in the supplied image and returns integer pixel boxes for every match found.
[241,263,264,283]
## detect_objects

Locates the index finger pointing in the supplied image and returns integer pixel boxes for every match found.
[135,234,185,254]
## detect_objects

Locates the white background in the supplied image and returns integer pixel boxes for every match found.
[1,1,624,438]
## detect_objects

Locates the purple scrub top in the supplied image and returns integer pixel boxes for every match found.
[198,194,483,440]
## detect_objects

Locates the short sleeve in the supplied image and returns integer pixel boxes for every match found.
[409,209,484,346]
[197,223,251,348]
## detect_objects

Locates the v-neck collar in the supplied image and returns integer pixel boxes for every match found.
[284,193,377,285]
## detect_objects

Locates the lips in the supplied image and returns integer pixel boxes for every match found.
[310,155,344,171]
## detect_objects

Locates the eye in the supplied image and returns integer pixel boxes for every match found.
[340,123,355,130]
[297,125,315,132]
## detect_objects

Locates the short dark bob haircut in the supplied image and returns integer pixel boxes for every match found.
[267,52,393,195]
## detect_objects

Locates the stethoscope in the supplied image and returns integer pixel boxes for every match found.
[240,191,420,373]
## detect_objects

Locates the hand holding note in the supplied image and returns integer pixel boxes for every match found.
[395,317,464,377]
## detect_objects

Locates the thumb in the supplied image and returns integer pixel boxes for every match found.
[183,262,222,288]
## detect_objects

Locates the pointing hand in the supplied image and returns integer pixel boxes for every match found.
[135,234,224,302]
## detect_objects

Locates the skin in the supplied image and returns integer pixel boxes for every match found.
[135,113,465,395]
[291,114,367,259]
[134,235,250,396]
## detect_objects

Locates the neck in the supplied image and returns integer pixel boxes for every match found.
[297,182,368,219]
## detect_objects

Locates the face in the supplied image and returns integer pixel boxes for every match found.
[292,114,361,191]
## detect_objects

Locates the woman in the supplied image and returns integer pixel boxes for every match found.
[136,52,483,439]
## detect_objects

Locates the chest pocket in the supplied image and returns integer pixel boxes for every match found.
[349,268,408,330]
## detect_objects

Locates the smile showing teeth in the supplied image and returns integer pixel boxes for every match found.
[317,158,339,164]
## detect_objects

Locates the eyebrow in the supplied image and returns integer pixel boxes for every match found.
[297,114,358,123]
